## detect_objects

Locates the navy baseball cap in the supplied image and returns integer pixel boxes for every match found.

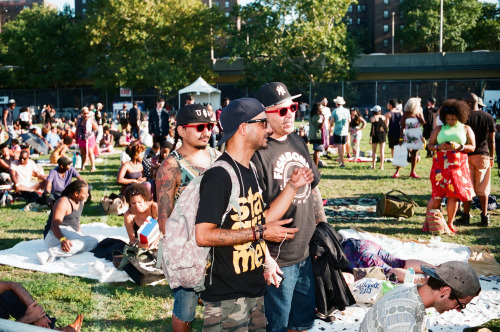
[218,98,265,146]
[176,104,213,126]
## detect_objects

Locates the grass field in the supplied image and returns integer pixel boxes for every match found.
[0,123,499,331]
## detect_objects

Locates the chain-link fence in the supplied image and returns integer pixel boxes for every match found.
[2,79,499,119]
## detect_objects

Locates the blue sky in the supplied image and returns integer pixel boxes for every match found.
[48,0,498,11]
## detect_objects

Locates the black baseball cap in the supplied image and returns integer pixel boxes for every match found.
[218,98,265,146]
[254,82,301,108]
[57,156,72,166]
[175,104,213,126]
[421,261,481,297]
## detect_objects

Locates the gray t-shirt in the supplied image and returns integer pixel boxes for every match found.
[359,284,427,332]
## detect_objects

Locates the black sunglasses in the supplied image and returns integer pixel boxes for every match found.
[451,292,466,310]
[265,102,299,117]
[246,118,268,127]
[183,123,214,132]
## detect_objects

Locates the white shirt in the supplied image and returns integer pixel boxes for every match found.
[10,159,40,188]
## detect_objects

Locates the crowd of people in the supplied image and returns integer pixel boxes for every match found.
[0,85,494,331]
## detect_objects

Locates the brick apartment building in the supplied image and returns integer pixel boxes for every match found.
[0,0,44,33]
[346,0,405,54]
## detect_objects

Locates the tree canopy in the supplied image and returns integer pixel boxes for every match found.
[227,0,357,91]
[85,0,226,95]
[0,4,89,88]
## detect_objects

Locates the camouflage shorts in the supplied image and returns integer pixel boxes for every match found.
[203,296,266,332]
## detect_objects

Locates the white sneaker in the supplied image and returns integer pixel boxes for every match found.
[95,158,104,163]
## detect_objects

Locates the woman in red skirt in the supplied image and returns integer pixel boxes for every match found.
[426,100,476,233]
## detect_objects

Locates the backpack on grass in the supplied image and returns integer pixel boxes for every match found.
[157,159,244,292]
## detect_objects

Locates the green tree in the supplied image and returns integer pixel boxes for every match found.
[227,0,357,91]
[86,0,226,95]
[464,2,500,51]
[398,0,482,52]
[0,4,90,88]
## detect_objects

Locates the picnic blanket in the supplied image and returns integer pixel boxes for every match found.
[0,222,132,283]
[324,197,389,222]
[310,228,500,332]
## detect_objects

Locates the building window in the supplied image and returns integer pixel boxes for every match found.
[357,18,365,25]
[347,5,352,12]
[383,24,389,33]
[384,10,389,19]
[225,1,229,8]
[348,17,352,25]
[400,11,405,18]
[225,12,229,17]
[400,39,404,47]
[400,25,404,30]
[82,0,86,4]
[384,0,389,4]
[357,5,366,12]
[213,1,219,6]
[82,8,86,14]
[383,39,389,48]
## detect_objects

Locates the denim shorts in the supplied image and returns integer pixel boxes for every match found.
[172,287,199,322]
[264,257,316,332]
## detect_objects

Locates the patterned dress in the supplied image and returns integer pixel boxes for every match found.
[430,151,475,201]
[403,117,424,150]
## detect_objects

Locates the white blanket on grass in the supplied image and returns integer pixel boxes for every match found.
[310,229,500,332]
[0,222,132,283]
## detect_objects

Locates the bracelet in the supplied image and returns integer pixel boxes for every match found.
[459,144,465,151]
[399,138,404,141]
[59,237,66,242]
[251,226,256,242]
[258,224,266,241]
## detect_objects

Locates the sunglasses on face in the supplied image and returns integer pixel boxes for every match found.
[246,118,268,127]
[451,292,466,310]
[19,157,26,161]
[265,102,299,117]
[183,123,214,132]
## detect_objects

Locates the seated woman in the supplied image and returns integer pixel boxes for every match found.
[0,142,13,183]
[99,126,114,153]
[117,144,150,195]
[38,180,98,265]
[50,136,73,164]
[123,183,158,249]
[340,235,427,283]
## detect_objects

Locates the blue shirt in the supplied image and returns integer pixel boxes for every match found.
[332,106,350,136]
[45,132,61,148]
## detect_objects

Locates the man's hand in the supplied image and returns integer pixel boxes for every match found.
[264,255,283,287]
[263,218,298,243]
[61,239,73,252]
[288,167,313,190]
[32,315,51,328]
[19,302,46,324]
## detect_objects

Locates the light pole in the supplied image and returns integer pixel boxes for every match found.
[391,12,395,55]
[439,0,443,52]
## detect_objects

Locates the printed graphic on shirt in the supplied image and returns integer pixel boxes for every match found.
[273,151,312,205]
[230,186,266,275]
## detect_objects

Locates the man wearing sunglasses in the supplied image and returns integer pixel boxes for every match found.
[253,82,327,332]
[156,103,219,332]
[360,261,481,332]
[10,150,47,202]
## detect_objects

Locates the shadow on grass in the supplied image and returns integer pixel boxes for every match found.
[5,229,44,235]
[87,317,204,331]
[0,238,24,250]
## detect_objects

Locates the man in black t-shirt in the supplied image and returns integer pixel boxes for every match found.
[457,93,496,227]
[195,98,298,331]
[128,101,141,140]
[423,98,438,158]
[253,82,327,332]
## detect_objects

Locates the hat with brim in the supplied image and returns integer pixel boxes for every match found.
[254,82,301,108]
[421,261,480,297]
[57,156,72,166]
[218,98,265,146]
[176,103,214,126]
[8,99,15,105]
[371,105,382,112]
[478,97,486,107]
[334,96,346,105]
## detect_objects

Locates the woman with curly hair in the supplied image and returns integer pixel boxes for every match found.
[117,144,150,195]
[394,98,426,178]
[425,99,476,233]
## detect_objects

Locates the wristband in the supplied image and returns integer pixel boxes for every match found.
[59,237,66,242]
[459,144,465,151]
[251,226,256,242]
[399,138,403,141]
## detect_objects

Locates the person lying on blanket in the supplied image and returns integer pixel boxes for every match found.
[340,234,428,283]
[37,180,98,265]
[0,281,83,331]
[123,183,158,250]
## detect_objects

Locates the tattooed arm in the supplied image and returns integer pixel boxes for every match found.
[156,156,181,235]
[312,186,327,224]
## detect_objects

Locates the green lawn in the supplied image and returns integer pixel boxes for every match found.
[0,124,499,331]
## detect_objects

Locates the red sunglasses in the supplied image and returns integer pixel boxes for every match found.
[183,123,214,132]
[265,102,299,117]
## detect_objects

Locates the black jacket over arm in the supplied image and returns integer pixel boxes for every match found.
[309,222,355,316]
[148,109,169,137]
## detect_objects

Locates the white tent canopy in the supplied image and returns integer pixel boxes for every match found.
[178,77,221,110]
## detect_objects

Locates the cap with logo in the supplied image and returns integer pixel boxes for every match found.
[254,82,301,108]
[371,105,382,112]
[175,104,214,126]
[57,156,72,166]
[333,96,346,105]
[218,98,265,146]
[421,261,481,297]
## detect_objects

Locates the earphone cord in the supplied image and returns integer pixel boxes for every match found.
[263,232,287,268]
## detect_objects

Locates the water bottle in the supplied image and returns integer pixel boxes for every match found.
[404,268,415,285]
[73,152,82,169]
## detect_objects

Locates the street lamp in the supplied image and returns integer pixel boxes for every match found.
[439,0,443,52]
[391,12,395,55]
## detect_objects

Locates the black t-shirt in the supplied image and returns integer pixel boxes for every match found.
[423,107,437,138]
[129,107,140,125]
[195,152,266,302]
[251,133,321,267]
[466,110,496,156]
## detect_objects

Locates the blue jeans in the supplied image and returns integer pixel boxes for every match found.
[172,287,199,322]
[264,257,316,332]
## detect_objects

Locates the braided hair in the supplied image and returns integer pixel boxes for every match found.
[172,125,182,151]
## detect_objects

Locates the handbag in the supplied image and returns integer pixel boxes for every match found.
[392,145,408,167]
[101,193,128,215]
[423,209,453,235]
[376,189,417,218]
[118,243,164,276]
